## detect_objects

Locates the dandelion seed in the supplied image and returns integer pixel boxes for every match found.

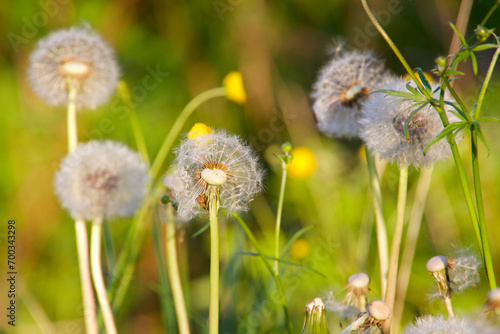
[360,78,459,167]
[55,140,149,220]
[311,47,393,138]
[28,25,119,109]
[447,247,481,293]
[403,315,498,334]
[169,130,264,219]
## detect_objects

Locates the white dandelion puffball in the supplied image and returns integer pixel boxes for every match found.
[311,48,394,138]
[169,130,264,219]
[29,26,119,109]
[360,78,460,168]
[403,315,498,334]
[55,141,149,220]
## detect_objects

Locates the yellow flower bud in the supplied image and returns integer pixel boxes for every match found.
[223,71,247,105]
[287,146,317,180]
[188,123,212,140]
[290,238,310,260]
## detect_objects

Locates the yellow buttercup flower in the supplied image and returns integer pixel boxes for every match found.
[188,123,212,140]
[223,71,247,105]
[290,238,310,260]
[287,146,317,180]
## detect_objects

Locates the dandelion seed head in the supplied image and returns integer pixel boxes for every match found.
[349,272,371,289]
[55,140,149,220]
[403,315,498,334]
[311,48,393,138]
[448,247,481,293]
[426,256,449,273]
[360,78,459,167]
[368,301,390,321]
[28,25,119,109]
[169,130,264,219]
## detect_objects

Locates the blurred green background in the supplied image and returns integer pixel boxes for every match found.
[1,0,500,333]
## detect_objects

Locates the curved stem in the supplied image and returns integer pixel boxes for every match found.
[149,87,227,180]
[67,82,78,153]
[91,218,117,334]
[475,42,500,119]
[208,187,220,334]
[471,129,497,289]
[365,149,389,297]
[274,163,288,275]
[165,204,191,334]
[393,166,433,334]
[75,219,98,334]
[480,3,499,27]
[383,166,408,334]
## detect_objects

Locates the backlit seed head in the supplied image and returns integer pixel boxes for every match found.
[403,315,498,334]
[426,256,449,273]
[54,140,149,220]
[311,45,394,138]
[169,130,264,219]
[28,25,120,109]
[360,78,459,167]
[348,272,370,289]
[368,300,390,321]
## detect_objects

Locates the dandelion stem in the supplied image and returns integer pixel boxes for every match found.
[383,166,408,334]
[91,218,117,334]
[75,219,98,334]
[67,81,78,153]
[150,87,227,181]
[165,203,191,334]
[232,213,294,334]
[274,160,288,275]
[393,166,433,334]
[365,148,389,297]
[208,187,220,334]
[444,294,455,318]
[471,128,497,290]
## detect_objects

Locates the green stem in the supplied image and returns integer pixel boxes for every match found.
[393,166,433,334]
[480,3,499,27]
[126,98,150,166]
[208,187,220,334]
[365,149,389,297]
[149,87,227,180]
[67,82,78,153]
[383,166,408,334]
[232,213,294,334]
[75,219,98,334]
[165,203,191,334]
[475,41,500,119]
[91,218,117,334]
[274,163,288,275]
[471,128,497,289]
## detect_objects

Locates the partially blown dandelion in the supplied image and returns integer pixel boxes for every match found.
[55,140,149,220]
[311,46,393,138]
[360,78,459,167]
[29,25,119,109]
[169,130,264,219]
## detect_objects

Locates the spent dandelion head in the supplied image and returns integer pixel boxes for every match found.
[28,25,119,109]
[223,71,247,105]
[360,78,459,168]
[325,273,371,320]
[403,315,498,334]
[349,300,390,333]
[169,129,264,219]
[311,46,393,138]
[301,298,329,334]
[55,140,149,220]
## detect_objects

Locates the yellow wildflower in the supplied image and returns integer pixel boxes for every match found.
[287,146,316,180]
[223,71,247,105]
[188,123,212,140]
[290,239,310,260]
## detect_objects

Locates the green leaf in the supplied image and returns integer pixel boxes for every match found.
[416,68,432,93]
[374,89,418,99]
[191,222,210,238]
[279,225,315,258]
[442,100,468,120]
[405,82,420,95]
[449,22,468,46]
[474,123,491,155]
[236,252,326,277]
[470,52,478,76]
[476,116,500,122]
[472,43,499,51]
[423,122,466,155]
